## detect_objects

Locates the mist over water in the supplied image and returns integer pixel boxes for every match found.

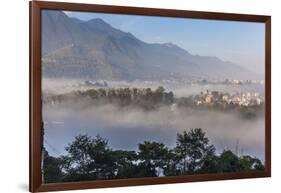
[43,101,265,161]
[42,78,265,97]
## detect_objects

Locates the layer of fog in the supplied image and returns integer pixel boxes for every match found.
[43,102,265,161]
[42,78,265,98]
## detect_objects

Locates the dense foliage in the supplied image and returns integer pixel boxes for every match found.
[44,86,174,110]
[43,128,264,183]
[43,87,263,118]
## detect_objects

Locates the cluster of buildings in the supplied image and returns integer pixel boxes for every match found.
[197,79,264,85]
[195,90,263,107]
[222,79,264,85]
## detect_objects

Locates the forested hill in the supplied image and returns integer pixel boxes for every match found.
[42,10,259,81]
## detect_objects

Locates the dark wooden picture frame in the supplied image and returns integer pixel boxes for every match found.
[30,1,271,192]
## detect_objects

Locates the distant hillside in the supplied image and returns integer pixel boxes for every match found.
[42,10,259,81]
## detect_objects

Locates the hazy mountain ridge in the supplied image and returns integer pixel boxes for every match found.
[42,10,259,80]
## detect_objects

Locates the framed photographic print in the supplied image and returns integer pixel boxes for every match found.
[30,1,271,192]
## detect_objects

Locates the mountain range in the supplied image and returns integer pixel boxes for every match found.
[42,10,259,81]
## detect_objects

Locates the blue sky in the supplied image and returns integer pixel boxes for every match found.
[65,11,265,75]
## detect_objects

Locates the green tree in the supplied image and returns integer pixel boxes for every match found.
[138,141,169,177]
[198,153,219,174]
[98,88,106,98]
[163,149,181,176]
[111,150,138,178]
[164,91,174,104]
[43,149,64,183]
[155,86,165,94]
[84,89,99,99]
[175,128,216,174]
[62,134,116,181]
[239,155,264,171]
[217,150,241,172]
[154,86,165,103]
